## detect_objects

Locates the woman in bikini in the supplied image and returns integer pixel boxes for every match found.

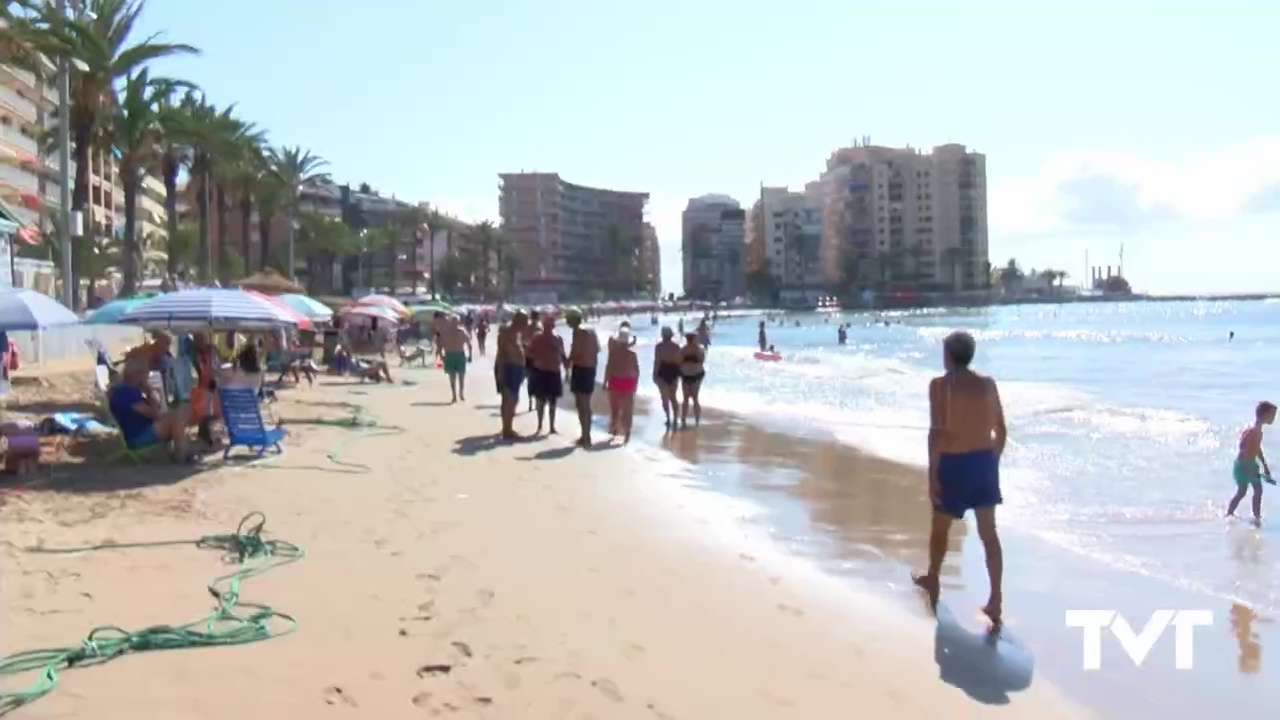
[678,332,705,429]
[652,327,682,429]
[604,327,640,443]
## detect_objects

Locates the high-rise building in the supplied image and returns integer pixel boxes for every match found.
[498,172,649,302]
[818,140,989,291]
[0,57,132,270]
[681,194,745,300]
[743,186,824,304]
[638,222,660,298]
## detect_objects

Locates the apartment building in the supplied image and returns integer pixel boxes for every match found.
[0,60,128,259]
[638,222,660,298]
[818,139,989,291]
[499,172,649,302]
[743,186,825,304]
[681,194,744,300]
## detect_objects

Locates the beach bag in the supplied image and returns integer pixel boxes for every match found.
[0,420,41,473]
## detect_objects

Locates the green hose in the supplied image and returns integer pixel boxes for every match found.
[0,512,301,714]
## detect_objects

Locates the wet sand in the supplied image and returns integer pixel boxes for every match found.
[0,364,1090,718]
[600,390,1280,719]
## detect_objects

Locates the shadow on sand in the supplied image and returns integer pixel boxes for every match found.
[452,433,536,457]
[931,604,1034,705]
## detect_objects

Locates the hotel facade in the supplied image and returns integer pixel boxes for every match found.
[499,172,651,302]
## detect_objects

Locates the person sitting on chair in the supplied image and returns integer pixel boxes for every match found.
[108,358,194,461]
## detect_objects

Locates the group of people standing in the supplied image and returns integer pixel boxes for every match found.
[439,309,709,446]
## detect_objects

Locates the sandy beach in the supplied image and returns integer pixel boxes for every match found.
[0,362,1092,719]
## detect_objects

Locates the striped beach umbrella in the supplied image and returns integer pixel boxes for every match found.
[354,294,410,318]
[340,304,402,324]
[119,288,298,331]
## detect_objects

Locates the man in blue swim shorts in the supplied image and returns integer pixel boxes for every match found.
[912,331,1008,626]
[494,310,529,439]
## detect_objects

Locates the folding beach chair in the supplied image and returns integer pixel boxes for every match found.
[217,386,286,460]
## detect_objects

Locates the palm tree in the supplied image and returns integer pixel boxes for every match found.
[295,211,352,295]
[210,115,264,284]
[468,221,500,300]
[224,131,267,278]
[155,87,200,281]
[424,208,450,298]
[35,0,198,305]
[254,172,284,271]
[269,146,329,280]
[179,95,219,281]
[113,68,187,296]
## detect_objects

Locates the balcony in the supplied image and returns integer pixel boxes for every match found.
[0,83,38,127]
[0,160,38,195]
[0,122,37,156]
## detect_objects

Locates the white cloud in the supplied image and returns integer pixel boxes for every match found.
[990,136,1280,237]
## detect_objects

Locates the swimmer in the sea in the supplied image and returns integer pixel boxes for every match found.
[1227,401,1277,525]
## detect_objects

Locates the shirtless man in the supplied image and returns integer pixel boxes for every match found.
[523,311,541,413]
[439,315,474,403]
[565,309,599,448]
[494,311,528,439]
[912,331,1008,627]
[527,315,567,435]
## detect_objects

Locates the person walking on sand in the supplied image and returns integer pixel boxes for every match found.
[565,308,599,448]
[604,326,640,443]
[912,331,1008,627]
[653,327,683,429]
[679,332,705,429]
[494,311,528,440]
[439,315,474,403]
[475,317,489,356]
[604,321,637,434]
[528,314,567,435]
[1227,401,1277,525]
[523,310,541,413]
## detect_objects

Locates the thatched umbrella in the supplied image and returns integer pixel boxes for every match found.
[233,268,304,295]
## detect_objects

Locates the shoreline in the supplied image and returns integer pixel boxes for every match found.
[0,364,1090,718]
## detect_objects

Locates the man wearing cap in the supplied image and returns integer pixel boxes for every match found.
[494,310,529,439]
[564,308,599,448]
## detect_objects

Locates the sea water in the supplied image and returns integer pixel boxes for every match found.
[598,300,1280,717]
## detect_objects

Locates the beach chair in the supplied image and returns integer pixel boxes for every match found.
[93,366,163,464]
[217,386,285,460]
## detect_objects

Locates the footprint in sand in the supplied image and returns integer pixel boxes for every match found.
[475,588,495,607]
[777,604,804,617]
[622,643,646,661]
[411,691,432,708]
[323,686,358,707]
[591,678,624,703]
[450,641,473,659]
[417,664,453,678]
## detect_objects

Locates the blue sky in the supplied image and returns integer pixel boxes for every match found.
[138,0,1280,294]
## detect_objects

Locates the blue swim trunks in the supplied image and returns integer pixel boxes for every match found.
[934,449,1002,519]
[500,362,525,398]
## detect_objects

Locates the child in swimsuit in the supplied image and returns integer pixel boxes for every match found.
[1228,400,1277,525]
[604,327,640,443]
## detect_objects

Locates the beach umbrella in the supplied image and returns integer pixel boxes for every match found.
[341,304,402,324]
[232,268,304,295]
[84,296,151,325]
[244,290,315,331]
[408,301,452,316]
[119,288,299,331]
[354,294,410,318]
[0,289,80,331]
[279,293,333,321]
